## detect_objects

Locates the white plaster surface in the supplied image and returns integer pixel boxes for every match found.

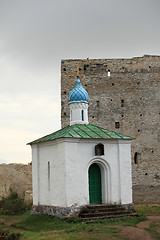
[31,138,133,207]
[69,102,88,125]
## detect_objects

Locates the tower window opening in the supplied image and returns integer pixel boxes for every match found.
[84,64,89,71]
[95,143,104,156]
[115,122,120,128]
[97,101,99,107]
[82,110,84,121]
[121,100,124,107]
[108,70,110,77]
[134,152,138,164]
[134,152,141,164]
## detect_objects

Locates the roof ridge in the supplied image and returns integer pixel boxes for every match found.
[28,123,134,145]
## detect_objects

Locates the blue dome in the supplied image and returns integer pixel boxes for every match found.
[69,77,88,103]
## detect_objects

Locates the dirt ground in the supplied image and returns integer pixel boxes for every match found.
[105,216,160,240]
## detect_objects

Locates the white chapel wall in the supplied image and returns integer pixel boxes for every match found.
[32,141,66,207]
[32,145,39,205]
[118,140,132,204]
[32,138,132,208]
[64,139,132,207]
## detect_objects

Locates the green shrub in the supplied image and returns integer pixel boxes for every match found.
[0,230,20,240]
[0,190,31,215]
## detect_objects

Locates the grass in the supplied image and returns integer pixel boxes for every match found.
[135,204,160,216]
[14,213,147,230]
[0,220,123,240]
[0,190,32,216]
[135,204,160,240]
[0,204,159,240]
[0,212,145,240]
[147,221,160,240]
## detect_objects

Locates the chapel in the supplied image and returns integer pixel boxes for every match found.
[28,66,134,218]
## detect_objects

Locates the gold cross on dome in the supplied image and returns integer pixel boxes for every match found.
[75,62,80,77]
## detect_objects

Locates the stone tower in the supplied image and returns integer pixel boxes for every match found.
[61,55,160,203]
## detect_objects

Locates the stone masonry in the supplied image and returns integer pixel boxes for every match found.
[0,164,32,202]
[61,55,160,203]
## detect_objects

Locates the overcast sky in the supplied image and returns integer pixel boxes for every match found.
[0,0,160,164]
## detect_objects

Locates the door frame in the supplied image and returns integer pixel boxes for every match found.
[87,158,111,204]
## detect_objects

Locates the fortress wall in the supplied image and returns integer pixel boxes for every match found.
[0,164,32,202]
[61,55,160,203]
[0,55,159,204]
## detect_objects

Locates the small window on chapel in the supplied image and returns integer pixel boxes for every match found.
[95,143,104,156]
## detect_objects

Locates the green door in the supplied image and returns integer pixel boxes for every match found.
[89,163,102,204]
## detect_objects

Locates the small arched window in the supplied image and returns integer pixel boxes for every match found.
[95,143,104,156]
[82,110,84,121]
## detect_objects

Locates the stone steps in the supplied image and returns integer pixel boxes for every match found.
[79,204,137,220]
[81,213,138,221]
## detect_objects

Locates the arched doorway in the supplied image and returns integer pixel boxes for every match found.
[89,163,102,204]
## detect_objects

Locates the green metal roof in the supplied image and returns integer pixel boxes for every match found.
[28,124,134,145]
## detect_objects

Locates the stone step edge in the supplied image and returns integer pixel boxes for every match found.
[81,213,139,220]
[80,210,134,217]
[82,208,133,213]
[86,204,122,208]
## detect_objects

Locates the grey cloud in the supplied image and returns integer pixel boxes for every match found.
[1,0,160,69]
[0,0,160,163]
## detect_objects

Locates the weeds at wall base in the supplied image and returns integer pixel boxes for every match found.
[0,189,32,215]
